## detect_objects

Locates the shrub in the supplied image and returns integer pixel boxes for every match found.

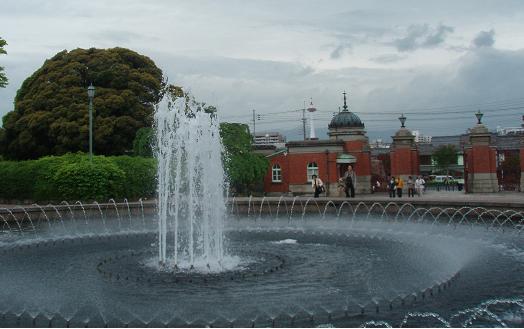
[52,158,126,201]
[33,153,87,200]
[110,155,156,199]
[0,153,156,202]
[0,160,38,200]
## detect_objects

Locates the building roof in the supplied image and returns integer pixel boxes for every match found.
[329,111,365,129]
[494,135,523,150]
[328,91,365,129]
[286,139,344,148]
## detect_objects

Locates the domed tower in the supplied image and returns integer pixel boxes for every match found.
[328,91,367,142]
[329,91,372,194]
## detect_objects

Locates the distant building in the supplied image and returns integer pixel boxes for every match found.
[370,138,391,149]
[253,132,286,146]
[412,130,432,143]
[496,115,524,136]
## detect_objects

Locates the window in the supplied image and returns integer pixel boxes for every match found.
[307,162,318,182]
[272,164,282,182]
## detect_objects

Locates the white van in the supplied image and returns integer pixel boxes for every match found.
[433,175,453,183]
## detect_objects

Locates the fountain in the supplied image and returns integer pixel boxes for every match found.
[0,94,523,327]
[155,93,227,270]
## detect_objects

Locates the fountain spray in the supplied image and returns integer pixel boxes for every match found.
[154,92,227,270]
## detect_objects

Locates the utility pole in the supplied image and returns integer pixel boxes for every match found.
[302,101,307,140]
[252,109,256,140]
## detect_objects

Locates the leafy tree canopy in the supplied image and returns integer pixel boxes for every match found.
[432,144,458,174]
[133,127,154,157]
[220,122,268,193]
[0,47,164,160]
[0,37,7,88]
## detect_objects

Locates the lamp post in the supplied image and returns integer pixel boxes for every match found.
[475,110,483,124]
[87,83,96,162]
[398,113,406,128]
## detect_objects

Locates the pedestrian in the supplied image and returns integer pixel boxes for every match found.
[415,176,425,197]
[407,176,415,197]
[372,180,381,193]
[388,176,396,198]
[343,165,356,198]
[395,176,404,197]
[311,174,324,198]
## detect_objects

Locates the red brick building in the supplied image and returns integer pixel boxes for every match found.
[259,102,524,196]
[263,92,372,196]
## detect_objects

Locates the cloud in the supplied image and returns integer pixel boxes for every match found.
[423,24,454,47]
[393,23,454,52]
[369,54,406,64]
[472,29,495,48]
[90,30,157,44]
[330,43,352,59]
[362,47,524,137]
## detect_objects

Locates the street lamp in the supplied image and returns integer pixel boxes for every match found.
[398,113,406,128]
[87,83,96,162]
[475,110,483,124]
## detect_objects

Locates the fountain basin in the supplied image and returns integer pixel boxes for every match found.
[1,215,523,327]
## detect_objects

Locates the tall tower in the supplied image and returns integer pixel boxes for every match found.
[307,99,317,140]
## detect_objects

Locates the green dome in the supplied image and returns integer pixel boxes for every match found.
[329,110,364,129]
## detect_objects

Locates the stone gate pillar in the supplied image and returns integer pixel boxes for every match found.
[464,111,498,193]
[390,114,419,181]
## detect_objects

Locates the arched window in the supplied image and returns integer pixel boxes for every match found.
[307,162,318,182]
[272,164,282,182]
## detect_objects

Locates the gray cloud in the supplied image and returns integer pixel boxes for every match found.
[472,29,495,48]
[369,54,406,64]
[90,30,157,44]
[393,23,454,52]
[2,0,524,142]
[330,43,352,59]
[362,47,524,137]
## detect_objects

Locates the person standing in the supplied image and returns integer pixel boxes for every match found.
[311,174,324,198]
[343,165,356,198]
[395,176,404,198]
[407,176,415,197]
[388,176,396,198]
[415,176,425,197]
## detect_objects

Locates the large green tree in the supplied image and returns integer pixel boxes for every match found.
[0,47,164,160]
[220,122,268,194]
[0,37,7,88]
[432,144,458,175]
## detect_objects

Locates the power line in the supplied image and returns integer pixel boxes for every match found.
[221,102,524,121]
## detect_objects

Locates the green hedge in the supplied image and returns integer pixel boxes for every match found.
[0,153,156,202]
[109,156,156,199]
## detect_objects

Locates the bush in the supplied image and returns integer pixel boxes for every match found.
[0,160,38,200]
[52,158,126,201]
[33,153,87,200]
[109,156,156,199]
[0,153,157,202]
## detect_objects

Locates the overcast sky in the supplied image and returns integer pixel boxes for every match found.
[1,0,524,140]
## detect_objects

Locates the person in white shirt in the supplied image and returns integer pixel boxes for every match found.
[415,176,426,196]
[311,174,324,198]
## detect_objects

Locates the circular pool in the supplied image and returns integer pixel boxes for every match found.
[1,209,523,327]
